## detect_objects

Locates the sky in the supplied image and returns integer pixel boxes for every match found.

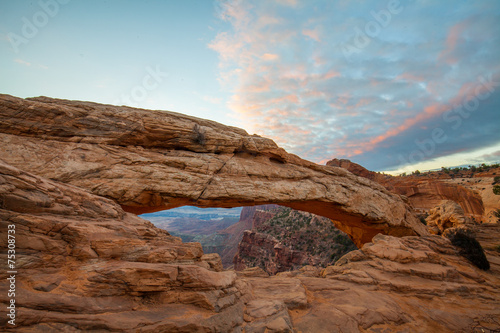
[1,0,499,174]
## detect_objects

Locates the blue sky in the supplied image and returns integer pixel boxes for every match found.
[1,0,499,174]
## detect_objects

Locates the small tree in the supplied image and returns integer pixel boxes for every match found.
[493,185,500,195]
[193,124,206,145]
[494,209,500,223]
[445,229,490,270]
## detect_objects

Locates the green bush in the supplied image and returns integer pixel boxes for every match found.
[445,229,490,271]
[494,209,500,223]
[493,185,500,195]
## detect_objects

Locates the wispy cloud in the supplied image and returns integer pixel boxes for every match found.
[210,0,500,170]
[14,58,31,66]
[14,58,48,70]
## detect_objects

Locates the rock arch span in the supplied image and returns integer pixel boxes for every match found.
[0,94,428,247]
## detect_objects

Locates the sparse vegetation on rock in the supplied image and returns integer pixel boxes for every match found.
[444,228,490,271]
[493,185,500,195]
[234,206,357,274]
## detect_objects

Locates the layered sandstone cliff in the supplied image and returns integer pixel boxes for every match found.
[0,94,428,247]
[233,206,356,274]
[1,160,499,332]
[215,205,278,267]
[327,158,486,220]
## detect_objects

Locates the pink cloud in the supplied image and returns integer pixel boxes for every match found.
[345,75,494,158]
[262,53,279,61]
[438,20,469,64]
[302,28,321,42]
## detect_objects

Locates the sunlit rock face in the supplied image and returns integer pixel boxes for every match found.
[0,94,428,247]
[328,158,485,221]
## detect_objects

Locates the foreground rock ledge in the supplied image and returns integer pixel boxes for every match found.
[0,160,498,332]
[0,94,427,246]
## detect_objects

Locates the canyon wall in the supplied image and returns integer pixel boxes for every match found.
[233,206,356,274]
[328,158,485,220]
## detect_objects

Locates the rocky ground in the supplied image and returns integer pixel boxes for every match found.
[1,160,499,332]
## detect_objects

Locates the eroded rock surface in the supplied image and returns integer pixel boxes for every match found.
[0,160,499,332]
[426,200,477,235]
[328,158,485,221]
[0,160,243,331]
[0,94,428,246]
[233,206,356,274]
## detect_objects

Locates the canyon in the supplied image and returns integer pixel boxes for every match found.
[232,206,357,275]
[327,158,496,222]
[0,94,499,332]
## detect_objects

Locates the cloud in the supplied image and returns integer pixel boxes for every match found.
[473,150,500,164]
[302,28,321,42]
[262,53,279,61]
[13,58,48,69]
[438,20,469,64]
[14,58,31,66]
[210,0,500,170]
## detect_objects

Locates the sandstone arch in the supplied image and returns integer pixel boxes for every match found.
[0,94,428,246]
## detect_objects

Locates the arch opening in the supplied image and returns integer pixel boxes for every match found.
[140,204,357,272]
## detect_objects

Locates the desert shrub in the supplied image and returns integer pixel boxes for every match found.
[193,124,206,145]
[445,229,490,271]
[494,209,500,223]
[493,185,500,195]
[493,176,500,185]
[417,213,428,225]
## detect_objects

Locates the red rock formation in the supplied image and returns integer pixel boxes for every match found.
[327,158,485,220]
[0,160,241,331]
[212,205,277,267]
[233,207,357,274]
[1,95,499,332]
[0,145,498,331]
[327,158,389,183]
[0,94,428,247]
[426,200,476,235]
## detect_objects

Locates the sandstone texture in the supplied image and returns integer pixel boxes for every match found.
[0,94,427,247]
[0,161,242,331]
[3,161,496,332]
[216,205,278,267]
[426,200,476,235]
[328,158,485,220]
